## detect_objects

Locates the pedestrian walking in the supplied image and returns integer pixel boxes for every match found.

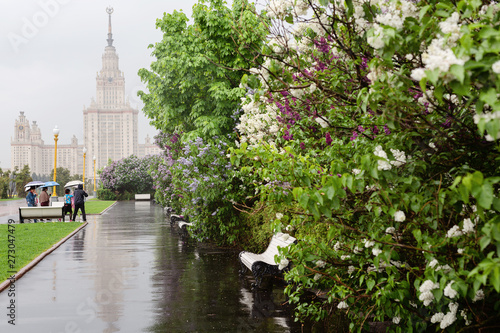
[63,188,74,221]
[72,184,88,222]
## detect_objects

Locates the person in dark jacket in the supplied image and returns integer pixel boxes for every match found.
[72,184,88,222]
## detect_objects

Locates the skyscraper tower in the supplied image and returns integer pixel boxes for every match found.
[83,7,139,171]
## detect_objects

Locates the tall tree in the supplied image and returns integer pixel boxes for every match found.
[138,0,267,141]
[0,168,11,199]
[13,165,32,198]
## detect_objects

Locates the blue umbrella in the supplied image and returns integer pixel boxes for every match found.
[44,181,60,187]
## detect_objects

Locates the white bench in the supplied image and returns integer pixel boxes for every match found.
[170,214,186,226]
[19,206,65,223]
[177,220,193,237]
[239,232,296,288]
[135,194,151,201]
[52,202,65,207]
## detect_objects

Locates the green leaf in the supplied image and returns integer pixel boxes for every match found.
[299,193,309,209]
[325,186,335,200]
[480,88,497,106]
[449,65,465,83]
[367,279,376,291]
[476,183,494,209]
[491,266,500,292]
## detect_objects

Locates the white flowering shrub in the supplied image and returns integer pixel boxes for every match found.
[229,0,500,330]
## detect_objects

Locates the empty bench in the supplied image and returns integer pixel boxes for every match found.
[19,206,65,223]
[239,232,296,287]
[177,220,194,237]
[135,194,151,201]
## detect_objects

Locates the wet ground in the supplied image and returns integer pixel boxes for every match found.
[0,201,311,332]
[0,199,25,224]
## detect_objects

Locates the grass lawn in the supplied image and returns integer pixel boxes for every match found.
[0,222,83,282]
[77,199,116,215]
[0,197,21,202]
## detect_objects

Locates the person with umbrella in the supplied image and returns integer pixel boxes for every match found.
[72,184,88,222]
[63,188,74,221]
[26,186,38,223]
[39,187,50,206]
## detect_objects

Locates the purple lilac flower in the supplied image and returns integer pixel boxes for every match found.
[325,132,332,145]
[384,125,391,135]
[350,131,359,141]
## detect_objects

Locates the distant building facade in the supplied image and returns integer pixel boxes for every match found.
[10,8,161,177]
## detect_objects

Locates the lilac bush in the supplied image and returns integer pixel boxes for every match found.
[100,155,161,196]
[151,131,251,245]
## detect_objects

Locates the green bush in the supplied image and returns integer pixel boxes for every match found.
[97,188,116,201]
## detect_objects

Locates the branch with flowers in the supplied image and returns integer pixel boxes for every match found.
[228,0,500,330]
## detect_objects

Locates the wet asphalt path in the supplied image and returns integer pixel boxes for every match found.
[0,201,307,333]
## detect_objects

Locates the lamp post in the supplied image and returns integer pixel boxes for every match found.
[83,147,87,190]
[52,126,60,197]
[93,156,96,193]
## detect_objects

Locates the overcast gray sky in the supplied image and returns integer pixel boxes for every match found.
[0,0,200,169]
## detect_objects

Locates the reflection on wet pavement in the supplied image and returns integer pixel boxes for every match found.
[0,201,309,332]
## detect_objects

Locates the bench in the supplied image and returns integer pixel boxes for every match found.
[170,214,187,226]
[177,220,194,237]
[52,202,65,207]
[135,194,151,201]
[19,206,65,223]
[239,232,296,288]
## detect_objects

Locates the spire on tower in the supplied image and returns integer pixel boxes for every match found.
[106,7,114,46]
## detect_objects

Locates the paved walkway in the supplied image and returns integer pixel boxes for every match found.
[0,201,305,332]
[0,199,25,224]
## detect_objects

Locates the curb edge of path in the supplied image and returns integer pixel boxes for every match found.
[0,222,89,293]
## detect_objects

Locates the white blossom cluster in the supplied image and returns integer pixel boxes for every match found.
[438,12,462,44]
[418,280,439,306]
[278,258,289,270]
[444,281,458,299]
[431,302,459,329]
[473,110,500,141]
[428,259,452,273]
[375,0,417,30]
[472,289,485,302]
[363,239,375,248]
[479,1,500,17]
[422,37,465,72]
[337,301,348,309]
[266,0,314,19]
[415,88,436,112]
[366,0,418,49]
[266,0,294,19]
[366,259,404,273]
[236,95,281,147]
[373,146,407,170]
[411,11,466,82]
[394,210,406,222]
[446,218,475,238]
[316,259,326,268]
